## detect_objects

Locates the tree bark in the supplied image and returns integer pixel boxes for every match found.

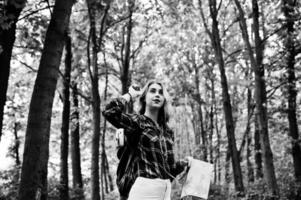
[86,0,101,199]
[283,0,301,183]
[101,54,114,198]
[254,117,263,179]
[246,81,254,182]
[121,0,134,95]
[207,0,244,194]
[13,122,21,166]
[190,102,200,147]
[246,67,254,182]
[193,64,207,161]
[215,103,221,184]
[59,32,72,200]
[0,0,26,141]
[18,0,74,199]
[209,78,214,163]
[70,82,84,199]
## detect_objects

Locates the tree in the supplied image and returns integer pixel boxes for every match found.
[187,52,207,161]
[0,0,27,141]
[85,0,110,199]
[18,0,74,199]
[282,0,301,184]
[70,81,84,199]
[100,55,114,197]
[121,0,135,94]
[201,0,244,194]
[232,0,279,196]
[58,32,72,200]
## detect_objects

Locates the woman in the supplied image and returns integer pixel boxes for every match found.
[103,80,188,200]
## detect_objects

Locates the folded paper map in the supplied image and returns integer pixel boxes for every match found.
[181,159,213,199]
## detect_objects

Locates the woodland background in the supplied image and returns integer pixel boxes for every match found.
[0,0,301,200]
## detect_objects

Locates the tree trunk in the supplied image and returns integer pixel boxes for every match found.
[190,102,201,147]
[207,0,244,194]
[193,64,207,161]
[13,122,21,166]
[121,0,134,95]
[18,0,74,199]
[86,0,101,199]
[101,58,113,198]
[59,32,72,200]
[246,83,254,182]
[224,148,231,193]
[283,0,301,183]
[70,82,84,199]
[0,0,26,141]
[252,0,279,197]
[233,0,279,196]
[254,117,263,179]
[209,78,214,163]
[104,153,114,191]
[214,95,221,183]
[86,1,110,199]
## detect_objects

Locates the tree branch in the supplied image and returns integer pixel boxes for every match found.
[18,5,54,21]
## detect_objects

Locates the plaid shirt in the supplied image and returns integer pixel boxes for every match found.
[103,98,185,195]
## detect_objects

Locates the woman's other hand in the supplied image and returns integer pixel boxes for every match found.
[184,156,193,168]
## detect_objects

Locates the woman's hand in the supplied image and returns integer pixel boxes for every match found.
[184,156,193,168]
[121,84,141,102]
[128,84,142,99]
[177,156,193,185]
[179,156,193,169]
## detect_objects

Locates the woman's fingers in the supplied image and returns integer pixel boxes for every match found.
[129,85,142,98]
[185,156,193,167]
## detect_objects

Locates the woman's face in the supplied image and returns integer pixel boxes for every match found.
[145,83,165,109]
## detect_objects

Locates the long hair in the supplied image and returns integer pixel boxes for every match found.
[138,80,171,128]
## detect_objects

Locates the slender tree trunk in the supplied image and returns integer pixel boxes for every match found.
[246,81,254,182]
[70,82,84,199]
[254,118,263,179]
[233,0,278,196]
[207,0,244,194]
[193,64,207,161]
[184,105,192,156]
[238,88,255,162]
[283,0,301,183]
[101,57,109,198]
[104,153,114,191]
[224,148,231,193]
[86,1,110,199]
[209,78,214,163]
[190,102,201,146]
[59,32,72,200]
[90,35,101,200]
[18,0,74,199]
[253,1,279,197]
[86,0,101,199]
[0,0,26,141]
[214,97,221,183]
[13,122,21,166]
[121,0,134,95]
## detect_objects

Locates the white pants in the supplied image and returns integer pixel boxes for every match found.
[128,177,171,200]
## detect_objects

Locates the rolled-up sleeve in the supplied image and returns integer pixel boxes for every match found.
[102,97,140,134]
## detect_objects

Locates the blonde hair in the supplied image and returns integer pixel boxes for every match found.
[138,80,171,128]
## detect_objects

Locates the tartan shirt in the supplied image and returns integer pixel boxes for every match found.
[102,97,185,194]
